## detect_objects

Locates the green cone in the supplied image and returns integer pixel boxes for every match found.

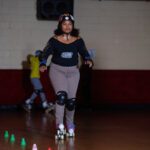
[21,138,26,147]
[10,134,15,143]
[4,131,9,139]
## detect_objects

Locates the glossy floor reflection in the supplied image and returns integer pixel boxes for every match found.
[0,107,150,150]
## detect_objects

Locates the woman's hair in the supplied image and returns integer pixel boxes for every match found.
[54,13,79,37]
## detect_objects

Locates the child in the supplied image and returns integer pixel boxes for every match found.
[23,50,54,113]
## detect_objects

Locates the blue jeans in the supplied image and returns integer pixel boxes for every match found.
[29,78,47,103]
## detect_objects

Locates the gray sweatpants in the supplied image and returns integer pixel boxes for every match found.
[49,63,80,129]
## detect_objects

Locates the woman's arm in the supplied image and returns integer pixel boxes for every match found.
[39,38,54,67]
[39,38,54,72]
[77,38,94,68]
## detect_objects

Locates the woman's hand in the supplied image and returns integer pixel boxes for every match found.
[40,66,47,72]
[84,60,93,68]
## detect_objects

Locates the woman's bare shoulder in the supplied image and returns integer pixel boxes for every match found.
[52,35,58,39]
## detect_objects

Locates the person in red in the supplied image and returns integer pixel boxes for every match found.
[40,13,93,139]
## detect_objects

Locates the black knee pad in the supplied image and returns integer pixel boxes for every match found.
[38,88,44,93]
[56,91,67,106]
[34,89,44,95]
[66,98,76,111]
[34,89,40,95]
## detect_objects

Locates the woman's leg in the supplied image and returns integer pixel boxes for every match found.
[49,63,68,126]
[65,67,80,130]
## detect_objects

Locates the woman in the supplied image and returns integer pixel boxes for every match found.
[40,13,93,139]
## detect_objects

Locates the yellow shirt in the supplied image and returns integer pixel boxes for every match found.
[30,56,40,78]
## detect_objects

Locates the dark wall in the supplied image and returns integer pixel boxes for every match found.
[0,69,150,105]
[91,70,150,105]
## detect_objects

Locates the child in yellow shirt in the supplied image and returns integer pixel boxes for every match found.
[23,50,54,113]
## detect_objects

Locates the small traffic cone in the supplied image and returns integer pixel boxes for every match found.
[4,130,9,139]
[10,134,15,143]
[32,143,38,150]
[48,147,52,150]
[21,137,26,147]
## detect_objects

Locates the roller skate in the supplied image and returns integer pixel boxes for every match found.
[55,124,66,140]
[22,99,32,113]
[42,101,55,114]
[66,128,75,138]
[66,123,75,138]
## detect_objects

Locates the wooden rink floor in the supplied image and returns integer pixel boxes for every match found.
[0,106,150,150]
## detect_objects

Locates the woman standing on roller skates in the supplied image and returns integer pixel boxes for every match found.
[39,13,93,139]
